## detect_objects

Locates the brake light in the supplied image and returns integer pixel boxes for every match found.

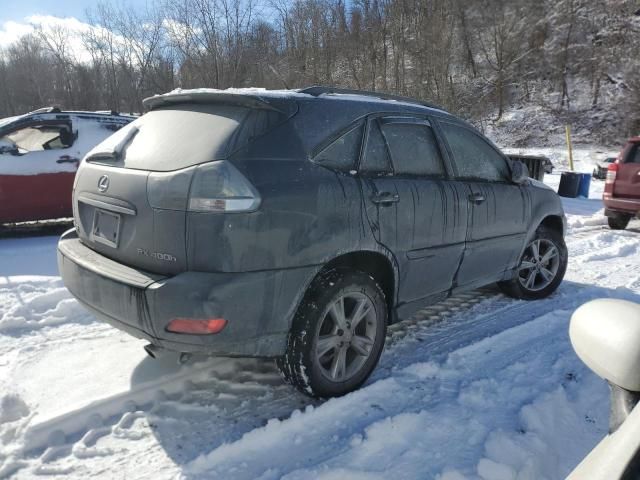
[188,161,260,213]
[166,318,227,334]
[606,162,618,184]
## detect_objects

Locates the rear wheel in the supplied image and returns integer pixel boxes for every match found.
[608,215,630,230]
[499,225,567,300]
[277,269,387,398]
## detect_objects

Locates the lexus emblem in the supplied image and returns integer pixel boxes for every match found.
[98,175,110,193]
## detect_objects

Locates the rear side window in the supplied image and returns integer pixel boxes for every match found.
[360,120,392,175]
[441,122,509,182]
[380,122,444,176]
[314,124,363,171]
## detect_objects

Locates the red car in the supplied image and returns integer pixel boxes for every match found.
[604,137,640,230]
[0,108,134,224]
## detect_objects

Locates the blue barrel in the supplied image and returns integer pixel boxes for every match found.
[578,173,591,198]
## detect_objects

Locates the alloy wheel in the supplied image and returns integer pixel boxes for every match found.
[518,238,561,292]
[315,292,378,382]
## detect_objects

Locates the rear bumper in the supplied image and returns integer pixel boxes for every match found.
[603,195,640,216]
[57,229,317,357]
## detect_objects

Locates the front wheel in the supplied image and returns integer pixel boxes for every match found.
[499,225,568,300]
[277,269,387,398]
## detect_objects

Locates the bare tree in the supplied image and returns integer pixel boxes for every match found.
[0,0,636,143]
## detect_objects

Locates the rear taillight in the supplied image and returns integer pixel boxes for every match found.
[166,318,227,334]
[188,161,260,213]
[606,162,618,184]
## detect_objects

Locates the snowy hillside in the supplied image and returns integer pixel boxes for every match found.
[1,175,639,479]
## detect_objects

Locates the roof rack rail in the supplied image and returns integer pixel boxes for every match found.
[298,85,444,111]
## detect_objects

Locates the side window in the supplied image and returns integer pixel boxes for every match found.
[380,121,445,176]
[314,123,363,171]
[625,144,640,164]
[360,120,392,175]
[440,122,509,182]
[0,122,74,155]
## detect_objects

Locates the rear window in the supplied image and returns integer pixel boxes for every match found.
[87,103,285,171]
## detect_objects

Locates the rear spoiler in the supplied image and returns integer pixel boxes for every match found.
[143,91,289,113]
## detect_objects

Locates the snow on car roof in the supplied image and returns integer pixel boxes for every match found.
[149,87,313,100]
[144,87,446,113]
[0,115,22,129]
[315,92,447,113]
[0,110,133,129]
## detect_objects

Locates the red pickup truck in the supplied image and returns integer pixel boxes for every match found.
[604,137,640,229]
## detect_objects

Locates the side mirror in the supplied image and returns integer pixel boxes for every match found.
[510,160,529,184]
[570,299,640,431]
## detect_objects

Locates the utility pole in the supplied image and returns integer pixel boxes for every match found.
[565,125,574,171]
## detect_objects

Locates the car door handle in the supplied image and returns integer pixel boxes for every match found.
[468,193,486,205]
[56,156,79,164]
[372,192,400,205]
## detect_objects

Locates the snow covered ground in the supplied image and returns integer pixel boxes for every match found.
[1,172,639,479]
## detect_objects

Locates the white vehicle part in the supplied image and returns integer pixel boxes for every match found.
[568,299,640,479]
[567,400,640,479]
[569,299,640,392]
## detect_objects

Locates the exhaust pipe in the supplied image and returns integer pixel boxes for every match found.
[144,344,162,359]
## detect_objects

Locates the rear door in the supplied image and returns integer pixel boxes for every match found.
[0,119,79,223]
[437,120,529,288]
[360,115,467,305]
[613,142,640,199]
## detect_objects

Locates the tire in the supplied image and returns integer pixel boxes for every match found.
[277,269,387,398]
[498,225,567,300]
[608,216,630,230]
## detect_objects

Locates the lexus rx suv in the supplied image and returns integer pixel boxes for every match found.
[58,87,568,397]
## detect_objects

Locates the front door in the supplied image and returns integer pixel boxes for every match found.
[436,120,529,288]
[0,119,79,223]
[360,115,467,306]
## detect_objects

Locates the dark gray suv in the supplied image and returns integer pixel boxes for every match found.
[58,87,568,397]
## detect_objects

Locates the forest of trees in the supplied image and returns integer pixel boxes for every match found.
[0,0,638,139]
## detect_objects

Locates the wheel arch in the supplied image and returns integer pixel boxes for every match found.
[539,214,565,237]
[297,249,399,326]
[508,212,566,282]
